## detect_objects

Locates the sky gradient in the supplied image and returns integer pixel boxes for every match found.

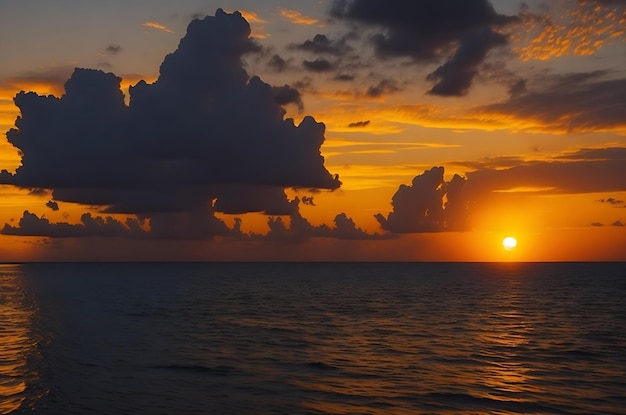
[0,0,625,261]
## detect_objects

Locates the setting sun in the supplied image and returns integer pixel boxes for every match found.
[502,237,518,250]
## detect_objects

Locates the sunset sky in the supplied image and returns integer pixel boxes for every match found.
[0,0,625,261]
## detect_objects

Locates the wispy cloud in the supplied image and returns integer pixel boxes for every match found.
[280,9,319,25]
[142,21,174,34]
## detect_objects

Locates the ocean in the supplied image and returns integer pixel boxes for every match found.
[1,262,625,414]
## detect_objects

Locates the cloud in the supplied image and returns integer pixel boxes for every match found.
[303,58,334,72]
[427,29,507,96]
[105,45,122,55]
[366,79,401,98]
[613,220,625,227]
[514,0,626,61]
[462,148,626,196]
[1,9,341,239]
[142,21,174,33]
[290,34,352,56]
[330,0,517,96]
[334,74,355,81]
[596,197,624,205]
[375,167,469,233]
[259,198,383,240]
[475,71,626,134]
[280,9,320,25]
[45,200,59,211]
[267,54,289,72]
[348,120,370,128]
[2,211,147,238]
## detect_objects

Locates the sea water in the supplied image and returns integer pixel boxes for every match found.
[1,262,625,414]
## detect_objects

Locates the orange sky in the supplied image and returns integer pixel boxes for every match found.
[0,0,625,261]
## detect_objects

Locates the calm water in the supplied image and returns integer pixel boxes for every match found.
[1,262,625,414]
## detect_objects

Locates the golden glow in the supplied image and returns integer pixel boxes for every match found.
[142,21,174,34]
[502,237,518,250]
[279,9,320,25]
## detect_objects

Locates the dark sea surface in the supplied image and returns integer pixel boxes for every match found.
[1,262,626,414]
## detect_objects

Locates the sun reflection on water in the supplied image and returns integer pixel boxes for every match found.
[0,265,45,414]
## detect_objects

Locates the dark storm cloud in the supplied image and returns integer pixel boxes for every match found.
[348,120,370,128]
[45,200,59,211]
[330,0,517,96]
[0,9,340,218]
[289,34,352,56]
[0,9,345,240]
[303,58,334,72]
[477,71,626,133]
[375,167,469,233]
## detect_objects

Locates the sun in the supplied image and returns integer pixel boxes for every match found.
[502,236,518,250]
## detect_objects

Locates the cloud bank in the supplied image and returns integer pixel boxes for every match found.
[1,9,347,240]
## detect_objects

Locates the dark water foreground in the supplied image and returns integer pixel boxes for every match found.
[1,262,625,414]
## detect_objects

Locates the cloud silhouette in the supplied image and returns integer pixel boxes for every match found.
[45,200,59,211]
[0,9,346,240]
[375,167,469,233]
[1,9,340,231]
[330,0,517,96]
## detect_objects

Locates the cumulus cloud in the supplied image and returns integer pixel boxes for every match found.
[2,211,147,238]
[330,0,517,96]
[0,9,341,239]
[260,198,383,240]
[375,167,469,233]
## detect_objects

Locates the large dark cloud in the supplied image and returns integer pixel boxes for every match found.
[1,10,340,235]
[477,71,626,133]
[330,0,517,96]
[375,167,469,233]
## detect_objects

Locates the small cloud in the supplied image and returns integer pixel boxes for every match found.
[334,74,355,81]
[301,196,315,206]
[612,220,625,227]
[591,222,604,227]
[348,120,370,128]
[596,197,624,205]
[280,9,319,25]
[367,79,401,98]
[267,54,289,72]
[142,21,174,34]
[303,58,334,72]
[46,200,59,211]
[105,45,122,55]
